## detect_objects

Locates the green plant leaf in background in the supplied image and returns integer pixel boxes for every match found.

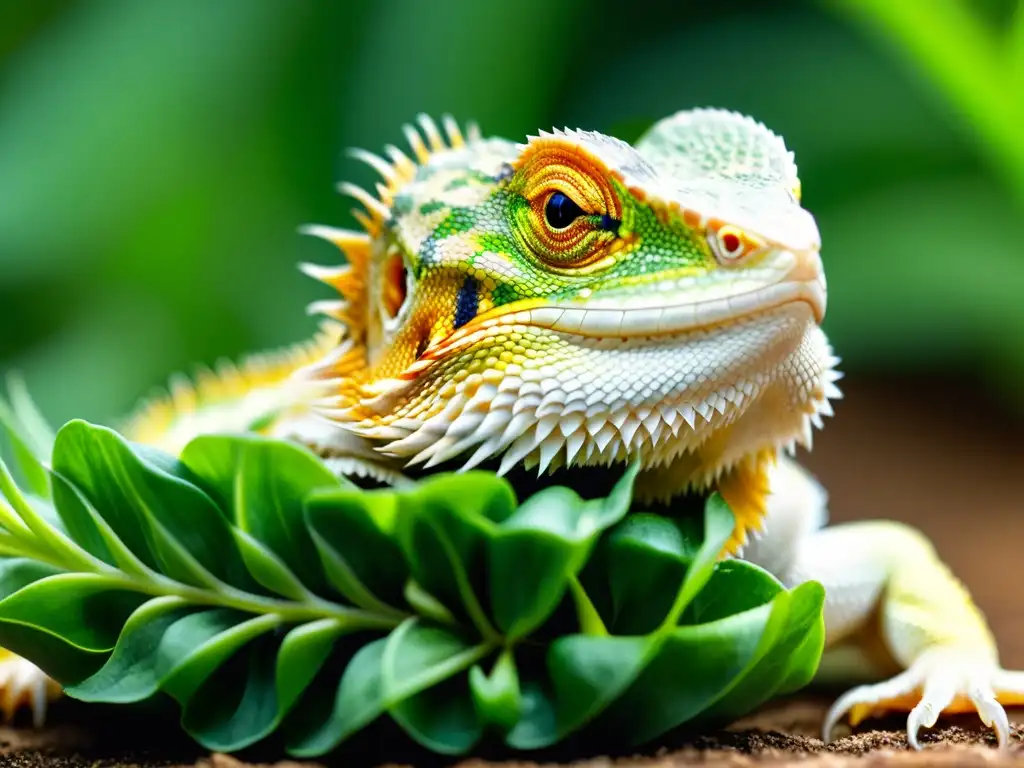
[0,413,825,757]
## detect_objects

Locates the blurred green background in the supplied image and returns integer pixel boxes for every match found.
[2,0,1023,428]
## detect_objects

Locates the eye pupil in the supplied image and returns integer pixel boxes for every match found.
[721,232,742,254]
[544,192,585,229]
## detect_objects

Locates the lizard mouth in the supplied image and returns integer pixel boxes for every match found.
[481,277,825,339]
[421,251,826,361]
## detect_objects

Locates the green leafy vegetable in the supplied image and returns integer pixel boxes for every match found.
[0,410,825,758]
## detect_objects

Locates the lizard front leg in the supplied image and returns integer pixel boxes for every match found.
[742,456,1024,748]
[0,649,59,726]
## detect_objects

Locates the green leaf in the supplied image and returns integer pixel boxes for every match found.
[381,619,491,705]
[67,597,196,702]
[0,573,146,682]
[583,513,699,635]
[395,474,513,636]
[68,602,256,702]
[505,676,558,750]
[0,390,50,499]
[161,613,282,704]
[0,374,56,501]
[775,585,828,696]
[52,420,251,588]
[0,557,64,599]
[548,635,658,742]
[682,559,785,625]
[403,579,456,625]
[275,618,349,715]
[305,487,409,610]
[181,631,280,751]
[287,636,388,756]
[48,471,117,566]
[660,492,735,628]
[488,462,637,639]
[7,372,57,457]
[179,434,346,592]
[566,575,608,636]
[508,635,658,749]
[230,528,312,601]
[598,597,788,746]
[391,672,484,755]
[698,579,826,724]
[0,410,828,759]
[469,648,521,733]
[0,573,143,652]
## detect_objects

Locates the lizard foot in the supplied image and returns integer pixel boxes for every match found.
[0,653,59,727]
[824,647,1024,749]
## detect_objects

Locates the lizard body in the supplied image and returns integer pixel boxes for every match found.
[2,109,1021,749]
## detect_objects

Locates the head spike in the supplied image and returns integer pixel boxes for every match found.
[305,299,352,324]
[442,114,464,148]
[296,226,370,337]
[416,113,445,152]
[403,123,431,164]
[337,182,390,224]
[298,261,349,285]
[384,144,417,179]
[297,225,370,267]
[347,147,398,183]
[349,209,379,236]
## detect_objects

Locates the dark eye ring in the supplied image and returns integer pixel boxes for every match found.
[544,191,586,229]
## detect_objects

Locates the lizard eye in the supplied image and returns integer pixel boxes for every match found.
[708,225,765,265]
[544,191,586,229]
[510,146,624,270]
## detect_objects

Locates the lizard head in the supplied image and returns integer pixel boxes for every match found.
[296,110,839,498]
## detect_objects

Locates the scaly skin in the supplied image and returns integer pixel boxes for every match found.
[5,110,1021,749]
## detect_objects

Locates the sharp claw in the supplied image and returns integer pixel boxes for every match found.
[31,674,47,729]
[990,703,1010,749]
[822,685,864,742]
[907,696,946,750]
[0,656,56,728]
[908,673,956,748]
[969,683,1010,748]
[907,722,922,750]
[828,653,1021,750]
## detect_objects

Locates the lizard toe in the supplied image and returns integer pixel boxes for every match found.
[824,648,1020,750]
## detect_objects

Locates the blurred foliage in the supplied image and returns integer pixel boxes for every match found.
[1,0,1022,427]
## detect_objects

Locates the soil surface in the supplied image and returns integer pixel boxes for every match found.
[3,375,1023,767]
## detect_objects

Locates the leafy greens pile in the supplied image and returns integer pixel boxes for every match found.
[0,385,825,758]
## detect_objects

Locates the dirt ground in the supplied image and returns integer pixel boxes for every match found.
[2,375,1022,767]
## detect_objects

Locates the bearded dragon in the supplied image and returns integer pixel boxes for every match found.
[2,109,1021,750]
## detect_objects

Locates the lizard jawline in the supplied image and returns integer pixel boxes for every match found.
[419,277,825,365]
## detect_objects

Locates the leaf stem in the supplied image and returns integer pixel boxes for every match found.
[0,530,60,563]
[0,482,406,632]
[0,461,106,573]
[432,525,500,643]
[81,571,405,630]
